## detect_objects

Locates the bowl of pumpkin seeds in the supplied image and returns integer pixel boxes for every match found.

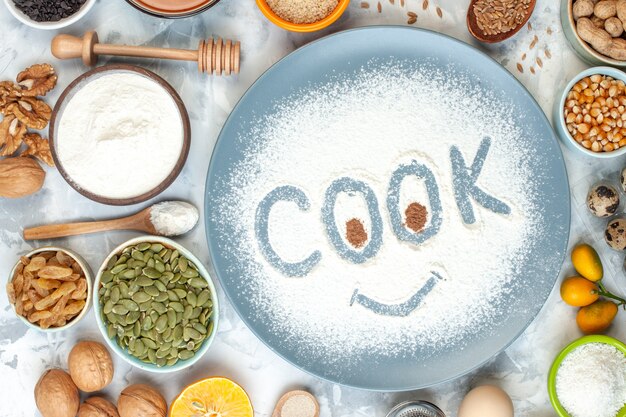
[93,236,219,372]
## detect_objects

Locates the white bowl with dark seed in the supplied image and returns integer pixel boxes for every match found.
[93,236,219,373]
[3,0,96,30]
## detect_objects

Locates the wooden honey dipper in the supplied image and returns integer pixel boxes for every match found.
[51,31,240,75]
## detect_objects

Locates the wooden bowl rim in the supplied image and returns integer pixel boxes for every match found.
[466,0,536,44]
[49,64,191,207]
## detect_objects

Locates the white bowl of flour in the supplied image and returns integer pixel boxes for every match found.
[50,65,190,205]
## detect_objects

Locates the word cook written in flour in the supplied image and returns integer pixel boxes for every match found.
[255,137,511,277]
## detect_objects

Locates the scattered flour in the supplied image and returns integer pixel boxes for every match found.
[212,62,551,370]
[556,342,626,417]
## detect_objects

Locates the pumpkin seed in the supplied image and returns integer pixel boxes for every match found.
[132,291,151,303]
[101,271,114,284]
[136,276,154,287]
[186,291,197,307]
[112,305,129,315]
[183,269,199,279]
[152,301,167,314]
[122,299,139,311]
[155,314,168,333]
[173,288,187,298]
[103,299,114,314]
[150,243,164,252]
[127,311,141,323]
[154,280,167,292]
[193,323,207,334]
[178,257,188,272]
[155,261,166,273]
[189,277,207,288]
[107,324,116,339]
[131,250,144,261]
[167,290,180,302]
[137,242,151,251]
[147,348,156,363]
[143,267,161,279]
[154,292,169,302]
[142,316,153,330]
[115,255,129,265]
[183,304,193,319]
[166,357,178,366]
[178,349,194,360]
[167,309,177,328]
[142,338,157,349]
[110,264,127,274]
[134,339,146,356]
[197,290,210,307]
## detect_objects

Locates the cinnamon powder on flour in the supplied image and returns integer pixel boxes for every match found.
[405,202,428,232]
[346,218,368,248]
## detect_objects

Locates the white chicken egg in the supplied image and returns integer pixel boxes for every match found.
[458,385,514,417]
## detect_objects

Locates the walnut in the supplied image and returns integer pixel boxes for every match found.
[21,133,54,167]
[78,397,120,417]
[16,64,57,97]
[0,81,21,114]
[5,97,51,130]
[0,115,26,156]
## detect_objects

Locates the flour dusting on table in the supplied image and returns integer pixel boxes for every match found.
[212,62,549,367]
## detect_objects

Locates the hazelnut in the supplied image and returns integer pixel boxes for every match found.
[118,384,167,417]
[68,341,114,392]
[35,369,80,417]
[78,397,120,417]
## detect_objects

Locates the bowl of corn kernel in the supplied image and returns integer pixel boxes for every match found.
[554,66,626,158]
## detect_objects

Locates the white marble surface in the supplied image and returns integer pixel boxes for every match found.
[0,0,625,416]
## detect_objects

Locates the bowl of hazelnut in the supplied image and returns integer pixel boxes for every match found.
[554,67,626,158]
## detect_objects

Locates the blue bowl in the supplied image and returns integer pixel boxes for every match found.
[553,66,626,159]
[93,236,219,373]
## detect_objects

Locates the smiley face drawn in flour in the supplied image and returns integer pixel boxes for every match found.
[255,137,510,317]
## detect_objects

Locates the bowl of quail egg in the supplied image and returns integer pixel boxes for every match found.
[586,167,626,252]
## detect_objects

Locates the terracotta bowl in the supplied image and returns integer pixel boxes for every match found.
[49,64,191,206]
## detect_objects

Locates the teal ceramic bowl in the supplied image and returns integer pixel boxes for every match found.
[93,236,219,373]
[553,66,626,159]
[560,0,626,67]
[548,335,626,417]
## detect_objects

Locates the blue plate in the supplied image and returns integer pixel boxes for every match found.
[205,27,570,391]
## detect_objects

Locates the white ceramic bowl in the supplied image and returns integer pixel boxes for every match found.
[553,66,626,159]
[2,0,96,30]
[93,236,220,373]
[8,246,93,332]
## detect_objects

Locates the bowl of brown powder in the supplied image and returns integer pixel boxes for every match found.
[256,0,350,32]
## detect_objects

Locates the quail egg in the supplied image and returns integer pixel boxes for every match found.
[605,218,626,251]
[587,183,620,218]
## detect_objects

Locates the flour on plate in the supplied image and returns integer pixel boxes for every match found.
[212,62,547,365]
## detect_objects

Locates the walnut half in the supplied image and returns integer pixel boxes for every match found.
[0,115,26,156]
[6,97,51,130]
[21,133,54,167]
[16,64,57,97]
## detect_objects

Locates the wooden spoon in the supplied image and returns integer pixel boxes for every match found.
[272,391,320,417]
[23,201,198,240]
[467,0,536,43]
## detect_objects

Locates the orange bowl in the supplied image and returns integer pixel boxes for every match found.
[256,0,350,32]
